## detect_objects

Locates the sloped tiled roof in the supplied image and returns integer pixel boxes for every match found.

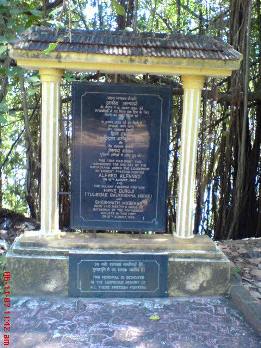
[10,26,241,61]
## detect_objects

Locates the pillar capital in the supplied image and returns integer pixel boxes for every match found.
[182,75,205,90]
[39,68,64,82]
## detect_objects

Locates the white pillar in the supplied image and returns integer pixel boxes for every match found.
[175,75,205,239]
[39,68,63,235]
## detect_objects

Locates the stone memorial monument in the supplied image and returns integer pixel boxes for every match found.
[6,27,242,297]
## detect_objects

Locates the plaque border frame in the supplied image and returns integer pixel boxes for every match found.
[69,253,168,298]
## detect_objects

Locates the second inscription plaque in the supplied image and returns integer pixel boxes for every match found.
[71,83,172,231]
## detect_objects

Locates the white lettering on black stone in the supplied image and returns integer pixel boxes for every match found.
[80,260,156,292]
[85,94,153,221]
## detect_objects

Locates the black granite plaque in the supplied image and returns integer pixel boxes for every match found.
[69,253,168,298]
[71,83,172,231]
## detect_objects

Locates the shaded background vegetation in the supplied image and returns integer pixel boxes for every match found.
[0,0,260,240]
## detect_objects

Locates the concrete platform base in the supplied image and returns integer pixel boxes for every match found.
[6,232,230,297]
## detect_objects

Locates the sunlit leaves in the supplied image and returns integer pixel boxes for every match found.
[149,314,160,320]
[43,42,59,55]
[111,0,126,16]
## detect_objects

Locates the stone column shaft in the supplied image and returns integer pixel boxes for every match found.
[175,75,205,239]
[39,68,63,235]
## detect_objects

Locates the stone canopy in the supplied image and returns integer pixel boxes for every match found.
[9,26,242,77]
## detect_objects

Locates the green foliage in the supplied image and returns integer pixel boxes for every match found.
[63,71,76,82]
[0,44,7,55]
[0,114,7,125]
[43,42,59,55]
[149,314,160,320]
[111,0,126,16]
[0,101,8,124]
[0,0,44,214]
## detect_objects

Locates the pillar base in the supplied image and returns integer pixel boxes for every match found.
[33,230,61,237]
[173,232,195,239]
[6,232,230,297]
